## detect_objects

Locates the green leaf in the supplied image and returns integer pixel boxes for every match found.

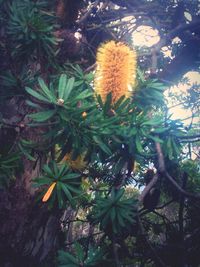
[18,143,36,161]
[58,74,67,99]
[60,183,73,202]
[29,110,56,122]
[148,135,163,143]
[61,173,80,180]
[43,164,55,178]
[110,207,116,222]
[137,68,145,82]
[93,136,112,155]
[113,95,126,110]
[66,184,81,194]
[33,177,52,186]
[25,86,50,103]
[116,211,126,227]
[75,90,93,101]
[57,182,64,208]
[115,97,130,113]
[166,137,173,160]
[153,127,168,133]
[58,250,79,265]
[142,117,162,126]
[135,135,143,153]
[74,243,84,262]
[53,161,59,176]
[38,78,56,102]
[171,138,181,155]
[64,77,75,101]
[26,100,42,109]
[101,210,111,229]
[97,94,104,108]
[114,189,124,203]
[58,164,68,177]
[103,92,112,115]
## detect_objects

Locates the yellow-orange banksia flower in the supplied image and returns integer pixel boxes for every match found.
[42,182,56,202]
[95,41,137,103]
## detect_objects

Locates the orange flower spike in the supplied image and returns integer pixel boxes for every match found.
[42,182,57,202]
[95,41,137,103]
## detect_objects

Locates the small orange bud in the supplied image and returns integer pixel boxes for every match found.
[42,182,56,202]
[82,111,87,118]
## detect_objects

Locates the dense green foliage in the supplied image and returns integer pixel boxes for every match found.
[0,0,199,267]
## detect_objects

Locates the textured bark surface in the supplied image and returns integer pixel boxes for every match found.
[0,160,61,267]
[0,99,61,267]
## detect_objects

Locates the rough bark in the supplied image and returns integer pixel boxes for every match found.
[0,99,62,267]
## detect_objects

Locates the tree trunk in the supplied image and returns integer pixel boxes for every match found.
[0,158,61,267]
[0,103,62,266]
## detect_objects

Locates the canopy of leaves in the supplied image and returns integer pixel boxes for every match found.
[0,1,199,267]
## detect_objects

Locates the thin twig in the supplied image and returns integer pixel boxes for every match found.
[77,0,100,25]
[156,199,174,210]
[84,63,96,73]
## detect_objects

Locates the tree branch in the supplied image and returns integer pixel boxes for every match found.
[77,0,100,25]
[139,173,159,203]
[178,172,187,237]
[156,199,174,210]
[178,134,200,139]
[153,19,200,52]
[155,142,200,200]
